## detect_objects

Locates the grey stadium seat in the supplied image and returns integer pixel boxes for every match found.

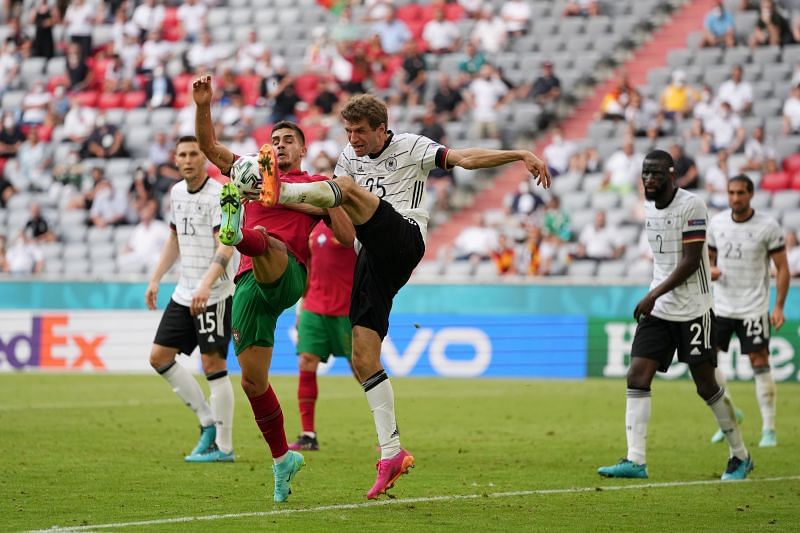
[596,260,628,279]
[567,260,598,278]
[771,191,800,210]
[782,210,800,230]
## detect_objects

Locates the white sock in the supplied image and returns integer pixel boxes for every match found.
[274,452,289,465]
[625,389,651,465]
[207,371,234,453]
[159,361,214,427]
[754,366,776,431]
[280,180,341,207]
[302,431,316,438]
[363,370,401,460]
[707,388,748,460]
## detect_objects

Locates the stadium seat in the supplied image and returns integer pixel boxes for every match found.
[761,171,792,191]
[97,92,124,110]
[46,56,66,77]
[63,259,91,276]
[567,260,597,278]
[62,225,88,244]
[87,226,114,243]
[62,243,89,260]
[113,225,135,247]
[88,243,116,260]
[783,210,800,229]
[42,259,64,275]
[596,260,627,279]
[782,153,800,173]
[122,91,146,109]
[2,90,25,111]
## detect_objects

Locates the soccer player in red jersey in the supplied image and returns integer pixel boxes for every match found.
[192,75,354,503]
[289,221,358,451]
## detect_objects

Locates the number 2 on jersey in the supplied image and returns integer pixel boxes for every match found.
[364,176,386,198]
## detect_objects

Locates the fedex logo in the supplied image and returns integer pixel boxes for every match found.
[0,315,106,370]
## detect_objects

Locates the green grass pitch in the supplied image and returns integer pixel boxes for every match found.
[1,374,799,532]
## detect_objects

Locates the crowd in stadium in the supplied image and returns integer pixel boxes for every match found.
[1,0,800,278]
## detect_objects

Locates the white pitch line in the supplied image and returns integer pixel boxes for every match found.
[29,475,800,533]
[0,399,176,412]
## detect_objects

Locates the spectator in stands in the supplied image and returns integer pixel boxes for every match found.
[103,53,131,93]
[690,83,717,136]
[702,101,745,153]
[314,76,342,115]
[521,225,549,276]
[363,0,392,23]
[262,65,301,123]
[65,42,93,92]
[659,69,696,121]
[82,113,128,159]
[132,0,165,42]
[601,138,644,195]
[147,130,171,167]
[66,165,108,210]
[543,128,577,177]
[527,61,561,130]
[0,40,22,96]
[701,1,736,48]
[563,0,600,17]
[392,40,427,107]
[625,90,665,140]
[217,93,255,138]
[705,148,731,209]
[748,0,793,47]
[24,202,56,243]
[543,195,572,243]
[89,180,127,227]
[29,0,58,59]
[51,148,84,204]
[458,41,487,77]
[741,125,778,173]
[668,143,699,189]
[5,230,44,275]
[785,230,800,277]
[601,75,634,121]
[20,80,52,127]
[235,30,266,74]
[118,198,169,272]
[459,0,483,19]
[0,235,7,273]
[716,64,753,114]
[500,0,531,38]
[432,73,466,121]
[0,112,25,158]
[144,63,176,109]
[371,5,411,55]
[125,166,155,224]
[465,63,510,139]
[507,177,544,218]
[63,0,97,59]
[331,7,362,44]
[423,7,461,54]
[141,28,173,73]
[471,6,507,54]
[229,127,259,156]
[491,234,516,275]
[4,16,31,57]
[0,174,16,208]
[452,213,499,267]
[62,96,97,144]
[186,30,223,72]
[12,128,52,192]
[782,84,800,134]
[176,0,206,43]
[574,211,625,261]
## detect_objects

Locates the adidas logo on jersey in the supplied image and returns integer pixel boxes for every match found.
[690,347,701,355]
[207,334,215,343]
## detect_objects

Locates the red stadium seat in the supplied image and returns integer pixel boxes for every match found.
[760,171,791,191]
[405,19,426,39]
[0,157,7,177]
[791,171,800,190]
[74,91,99,107]
[173,91,190,108]
[782,153,800,173]
[252,124,273,147]
[163,7,178,28]
[173,73,194,95]
[397,4,423,22]
[48,74,68,92]
[122,91,146,109]
[236,74,261,106]
[97,92,124,110]
[294,73,320,104]
[89,57,111,90]
[444,3,464,20]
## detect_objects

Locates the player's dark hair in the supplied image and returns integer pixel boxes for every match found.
[176,135,198,146]
[341,94,388,130]
[729,174,754,193]
[644,149,675,171]
[272,121,306,146]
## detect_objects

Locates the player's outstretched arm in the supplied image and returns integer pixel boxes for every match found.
[771,248,790,330]
[445,148,551,188]
[193,75,236,175]
[146,231,180,310]
[634,241,705,320]
[191,240,234,316]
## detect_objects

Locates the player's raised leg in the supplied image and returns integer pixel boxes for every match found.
[750,349,777,447]
[690,361,753,480]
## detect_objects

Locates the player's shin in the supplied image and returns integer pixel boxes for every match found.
[625,388,651,465]
[753,365,776,431]
[280,180,343,208]
[249,385,290,463]
[707,387,748,460]
[362,370,401,459]
[298,370,318,436]
[207,370,234,453]
[157,361,214,426]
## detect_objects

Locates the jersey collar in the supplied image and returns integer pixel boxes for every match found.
[368,130,394,159]
[187,176,209,194]
[731,208,755,223]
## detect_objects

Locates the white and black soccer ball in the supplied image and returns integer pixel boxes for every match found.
[230,154,262,200]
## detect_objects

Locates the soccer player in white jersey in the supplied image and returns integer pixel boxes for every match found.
[145,135,238,463]
[707,175,790,448]
[256,93,550,499]
[598,150,752,481]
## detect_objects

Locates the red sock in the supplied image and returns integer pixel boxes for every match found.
[248,386,289,458]
[236,227,268,257]
[298,370,318,433]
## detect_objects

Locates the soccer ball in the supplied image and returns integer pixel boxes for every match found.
[230,154,262,200]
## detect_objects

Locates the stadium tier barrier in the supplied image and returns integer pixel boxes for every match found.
[1,281,799,382]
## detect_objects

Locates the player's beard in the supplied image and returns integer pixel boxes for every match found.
[644,181,668,201]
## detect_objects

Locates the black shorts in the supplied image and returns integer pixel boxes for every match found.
[350,199,425,339]
[630,309,716,372]
[715,313,770,353]
[154,296,232,357]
